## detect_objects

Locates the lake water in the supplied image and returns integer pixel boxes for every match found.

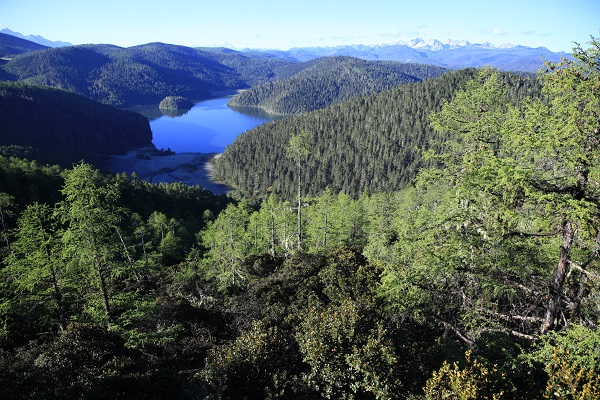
[130,96,277,153]
[107,95,278,194]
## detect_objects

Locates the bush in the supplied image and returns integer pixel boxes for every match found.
[423,350,507,400]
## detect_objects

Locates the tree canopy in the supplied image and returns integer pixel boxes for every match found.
[1,37,599,400]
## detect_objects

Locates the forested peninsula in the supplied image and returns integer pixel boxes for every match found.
[228,56,447,115]
[216,68,542,198]
[0,33,599,400]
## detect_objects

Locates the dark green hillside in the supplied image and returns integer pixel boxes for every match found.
[215,68,542,198]
[0,81,152,165]
[4,45,111,93]
[1,42,294,106]
[228,56,447,115]
[1,40,599,399]
[2,43,238,106]
[0,32,47,58]
[196,46,296,86]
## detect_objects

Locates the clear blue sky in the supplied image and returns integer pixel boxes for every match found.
[1,0,598,52]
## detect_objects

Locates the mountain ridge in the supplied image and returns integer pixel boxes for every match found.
[0,32,569,109]
[228,56,447,115]
[0,41,295,106]
[259,39,570,71]
[0,32,48,58]
[0,28,72,48]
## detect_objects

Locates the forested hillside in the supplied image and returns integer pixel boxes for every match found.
[228,56,447,115]
[196,46,297,87]
[0,81,152,165]
[0,32,47,58]
[215,68,542,198]
[0,38,598,399]
[1,42,296,106]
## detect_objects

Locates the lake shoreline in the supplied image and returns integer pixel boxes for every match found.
[102,147,234,195]
[105,92,273,195]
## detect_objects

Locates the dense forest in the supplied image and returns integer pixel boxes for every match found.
[0,33,570,109]
[0,37,599,399]
[228,56,447,115]
[0,32,47,58]
[0,81,152,165]
[0,42,296,106]
[215,68,542,198]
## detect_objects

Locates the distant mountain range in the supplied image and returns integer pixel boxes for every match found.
[0,28,72,48]
[0,27,571,72]
[256,39,571,72]
[0,31,572,108]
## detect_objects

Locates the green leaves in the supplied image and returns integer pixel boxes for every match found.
[4,202,69,333]
[376,40,600,344]
[296,299,399,399]
[216,68,542,199]
[200,201,254,292]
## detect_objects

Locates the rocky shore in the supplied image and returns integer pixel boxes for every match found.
[104,148,232,194]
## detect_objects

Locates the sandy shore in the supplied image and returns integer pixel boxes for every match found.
[103,149,233,194]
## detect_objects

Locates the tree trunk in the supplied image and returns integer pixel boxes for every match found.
[297,160,303,251]
[115,228,140,282]
[50,266,67,331]
[95,261,112,328]
[570,231,600,325]
[541,219,574,334]
[269,215,276,257]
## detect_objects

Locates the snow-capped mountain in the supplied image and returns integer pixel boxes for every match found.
[269,38,570,72]
[398,38,516,51]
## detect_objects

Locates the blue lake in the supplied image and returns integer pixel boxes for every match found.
[131,96,277,153]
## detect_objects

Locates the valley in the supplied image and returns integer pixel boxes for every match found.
[0,29,598,400]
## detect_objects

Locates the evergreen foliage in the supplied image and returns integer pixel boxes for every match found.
[1,38,599,400]
[228,56,447,115]
[0,81,152,165]
[1,42,296,106]
[215,68,542,199]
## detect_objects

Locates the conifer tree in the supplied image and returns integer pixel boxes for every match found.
[59,163,123,327]
[287,132,312,250]
[6,203,69,332]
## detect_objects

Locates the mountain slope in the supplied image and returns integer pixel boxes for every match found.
[0,81,152,164]
[0,32,48,58]
[1,42,296,106]
[214,69,542,198]
[196,46,297,86]
[228,56,447,115]
[2,43,241,106]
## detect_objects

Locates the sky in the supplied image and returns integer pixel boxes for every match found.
[1,0,598,52]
